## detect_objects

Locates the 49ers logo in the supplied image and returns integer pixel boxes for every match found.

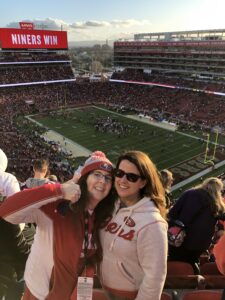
[104,216,136,241]
[124,216,135,227]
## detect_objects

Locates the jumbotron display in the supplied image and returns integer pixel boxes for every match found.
[0,27,68,49]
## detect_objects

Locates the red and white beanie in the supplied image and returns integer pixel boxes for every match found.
[81,151,113,177]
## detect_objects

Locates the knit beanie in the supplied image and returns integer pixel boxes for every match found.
[81,151,113,177]
[0,149,8,172]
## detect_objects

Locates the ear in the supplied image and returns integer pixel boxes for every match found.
[139,179,147,189]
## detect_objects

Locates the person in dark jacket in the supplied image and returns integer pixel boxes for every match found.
[0,218,30,300]
[168,177,225,269]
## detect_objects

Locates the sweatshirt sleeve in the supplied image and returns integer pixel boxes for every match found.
[0,183,62,224]
[213,234,225,275]
[5,174,21,197]
[135,220,168,300]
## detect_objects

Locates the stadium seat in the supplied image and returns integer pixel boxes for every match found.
[203,275,225,289]
[180,290,223,300]
[92,289,108,300]
[164,275,205,289]
[167,261,195,275]
[200,262,222,275]
[165,260,205,289]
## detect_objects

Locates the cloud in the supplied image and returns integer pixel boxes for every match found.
[110,19,150,27]
[6,18,68,30]
[7,18,150,31]
[6,18,152,41]
[70,20,110,29]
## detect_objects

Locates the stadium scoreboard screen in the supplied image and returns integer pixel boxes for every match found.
[0,28,68,50]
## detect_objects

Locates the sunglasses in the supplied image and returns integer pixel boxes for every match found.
[114,169,142,183]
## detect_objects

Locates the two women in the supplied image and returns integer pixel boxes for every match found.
[0,150,168,300]
[100,151,168,300]
[0,151,116,300]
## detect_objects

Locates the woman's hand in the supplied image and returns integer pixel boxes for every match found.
[61,181,81,203]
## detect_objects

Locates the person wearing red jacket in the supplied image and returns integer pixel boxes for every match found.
[0,151,116,300]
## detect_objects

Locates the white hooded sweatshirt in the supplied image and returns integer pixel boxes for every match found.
[100,197,168,300]
[0,149,20,198]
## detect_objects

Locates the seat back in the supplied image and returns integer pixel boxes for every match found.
[200,262,222,275]
[180,290,223,300]
[167,261,195,275]
[203,274,225,289]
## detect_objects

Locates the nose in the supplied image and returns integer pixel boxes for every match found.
[99,176,106,183]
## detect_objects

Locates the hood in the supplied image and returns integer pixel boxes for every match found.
[25,178,49,188]
[0,149,8,172]
[117,196,159,214]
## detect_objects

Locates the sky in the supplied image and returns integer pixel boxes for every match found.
[1,0,225,43]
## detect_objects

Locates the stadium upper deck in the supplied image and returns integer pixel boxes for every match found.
[114,29,225,79]
[0,25,75,87]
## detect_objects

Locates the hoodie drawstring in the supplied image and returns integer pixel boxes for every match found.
[109,208,134,251]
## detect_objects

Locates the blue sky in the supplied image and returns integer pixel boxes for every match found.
[1,0,225,42]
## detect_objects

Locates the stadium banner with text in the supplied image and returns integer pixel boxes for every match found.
[0,28,68,49]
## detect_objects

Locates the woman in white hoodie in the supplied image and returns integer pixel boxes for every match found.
[100,151,168,300]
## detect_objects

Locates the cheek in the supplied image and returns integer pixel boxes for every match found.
[105,183,112,193]
[86,179,94,192]
[114,179,120,189]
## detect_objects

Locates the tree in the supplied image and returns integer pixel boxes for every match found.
[90,60,103,73]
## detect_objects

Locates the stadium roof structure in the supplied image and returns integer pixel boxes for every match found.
[114,29,225,79]
[134,29,225,42]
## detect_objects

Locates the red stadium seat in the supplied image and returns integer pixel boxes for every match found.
[180,290,223,300]
[203,275,225,289]
[164,275,205,289]
[200,262,222,275]
[167,261,195,275]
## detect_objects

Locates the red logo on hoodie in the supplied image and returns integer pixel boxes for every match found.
[124,216,135,227]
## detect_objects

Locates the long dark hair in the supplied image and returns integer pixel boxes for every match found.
[70,173,117,228]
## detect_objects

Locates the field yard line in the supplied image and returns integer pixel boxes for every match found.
[25,115,91,158]
[92,105,125,117]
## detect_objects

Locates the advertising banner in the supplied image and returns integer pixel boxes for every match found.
[19,22,34,30]
[0,28,68,49]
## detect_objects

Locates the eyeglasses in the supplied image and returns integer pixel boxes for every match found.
[91,171,112,183]
[114,169,142,183]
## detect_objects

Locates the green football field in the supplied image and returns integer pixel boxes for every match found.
[31,105,210,171]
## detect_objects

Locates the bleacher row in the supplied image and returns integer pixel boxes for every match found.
[91,260,225,299]
[2,64,225,187]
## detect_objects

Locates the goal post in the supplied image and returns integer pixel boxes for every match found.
[204,130,219,164]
